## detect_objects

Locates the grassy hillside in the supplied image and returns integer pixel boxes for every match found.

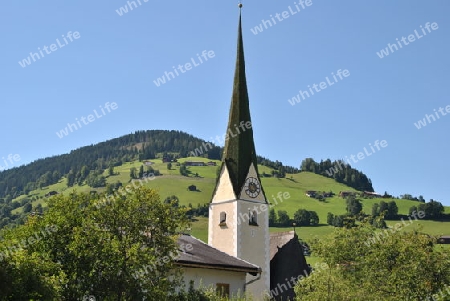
[12,158,450,244]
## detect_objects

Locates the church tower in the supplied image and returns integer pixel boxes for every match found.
[208,6,270,299]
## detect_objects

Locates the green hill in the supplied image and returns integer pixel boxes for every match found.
[10,157,450,244]
[2,130,448,244]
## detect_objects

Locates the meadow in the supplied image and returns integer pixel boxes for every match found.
[11,158,450,248]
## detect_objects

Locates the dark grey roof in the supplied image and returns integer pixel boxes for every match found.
[270,231,296,260]
[176,234,260,274]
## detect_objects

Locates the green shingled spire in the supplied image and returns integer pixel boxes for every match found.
[222,10,260,197]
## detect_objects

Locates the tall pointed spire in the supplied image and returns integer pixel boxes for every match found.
[222,6,260,197]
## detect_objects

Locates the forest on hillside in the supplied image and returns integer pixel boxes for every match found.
[300,158,374,192]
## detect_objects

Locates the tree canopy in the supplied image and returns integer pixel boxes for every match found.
[295,220,450,300]
[0,187,190,300]
[300,158,373,192]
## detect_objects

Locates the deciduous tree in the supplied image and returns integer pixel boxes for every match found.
[0,187,190,300]
[295,221,450,300]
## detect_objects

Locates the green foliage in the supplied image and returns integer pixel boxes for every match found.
[277,210,290,226]
[0,251,66,300]
[105,181,122,195]
[0,187,190,300]
[417,200,445,219]
[409,205,418,216]
[108,165,114,176]
[269,208,277,226]
[130,167,138,179]
[180,163,189,177]
[387,200,398,217]
[138,165,144,178]
[85,171,106,188]
[164,195,180,207]
[67,169,76,187]
[373,200,402,219]
[327,212,334,225]
[258,157,299,174]
[345,196,362,216]
[295,221,450,300]
[371,203,379,216]
[367,214,387,229]
[271,165,286,178]
[401,193,426,202]
[379,200,388,214]
[327,212,359,228]
[186,203,209,218]
[293,209,319,226]
[22,203,32,213]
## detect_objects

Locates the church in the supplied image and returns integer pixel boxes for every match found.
[174,5,310,301]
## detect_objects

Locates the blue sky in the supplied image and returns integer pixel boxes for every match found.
[1,1,449,205]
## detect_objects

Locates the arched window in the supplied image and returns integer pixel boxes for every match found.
[249,210,258,226]
[219,212,227,226]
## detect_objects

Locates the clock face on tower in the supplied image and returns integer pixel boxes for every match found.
[244,177,261,198]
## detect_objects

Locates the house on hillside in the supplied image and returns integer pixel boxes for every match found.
[45,191,58,197]
[362,191,382,198]
[305,191,316,198]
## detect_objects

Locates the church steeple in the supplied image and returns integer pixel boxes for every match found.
[208,6,270,298]
[222,8,260,198]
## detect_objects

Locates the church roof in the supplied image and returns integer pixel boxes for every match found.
[221,11,260,197]
[176,234,260,275]
[269,231,297,260]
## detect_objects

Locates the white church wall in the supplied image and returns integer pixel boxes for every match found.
[182,267,247,297]
[208,201,237,256]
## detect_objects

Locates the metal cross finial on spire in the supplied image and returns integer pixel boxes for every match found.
[238,2,242,9]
